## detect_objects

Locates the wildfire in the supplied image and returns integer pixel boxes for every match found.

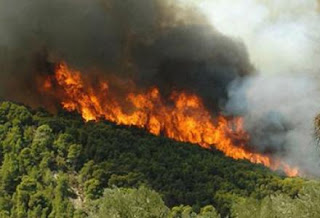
[41,62,299,177]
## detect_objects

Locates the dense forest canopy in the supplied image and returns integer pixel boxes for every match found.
[0,101,319,218]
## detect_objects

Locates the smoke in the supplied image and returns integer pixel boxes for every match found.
[226,75,320,175]
[186,0,320,75]
[1,0,320,175]
[187,0,320,175]
[134,25,252,112]
[0,0,252,113]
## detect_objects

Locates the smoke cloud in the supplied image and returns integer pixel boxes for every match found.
[1,0,320,175]
[187,0,320,74]
[188,0,320,175]
[226,75,320,175]
[0,0,252,113]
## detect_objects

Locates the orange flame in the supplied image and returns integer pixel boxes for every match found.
[41,62,299,177]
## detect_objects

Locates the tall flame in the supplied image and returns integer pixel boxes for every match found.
[41,63,299,177]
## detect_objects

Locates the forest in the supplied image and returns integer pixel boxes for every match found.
[0,101,319,218]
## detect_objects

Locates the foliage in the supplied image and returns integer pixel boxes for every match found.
[169,204,220,218]
[0,101,319,217]
[232,181,320,218]
[88,186,169,218]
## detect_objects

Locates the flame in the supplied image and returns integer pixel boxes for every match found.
[41,62,299,177]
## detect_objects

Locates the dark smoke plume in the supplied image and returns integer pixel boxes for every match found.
[0,0,253,113]
[1,0,320,176]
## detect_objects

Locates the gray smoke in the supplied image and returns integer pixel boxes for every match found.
[226,74,320,176]
[2,0,319,176]
[185,0,320,176]
[0,0,253,113]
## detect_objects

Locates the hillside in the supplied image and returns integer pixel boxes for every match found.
[0,101,319,218]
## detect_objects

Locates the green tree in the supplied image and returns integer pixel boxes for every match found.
[12,176,37,218]
[88,186,169,218]
[31,125,53,163]
[0,153,20,195]
[67,144,82,169]
[49,174,74,218]
[232,182,320,218]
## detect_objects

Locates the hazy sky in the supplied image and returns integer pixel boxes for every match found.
[181,0,320,75]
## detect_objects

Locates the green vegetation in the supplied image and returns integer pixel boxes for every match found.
[88,186,169,218]
[232,181,320,218]
[0,101,319,217]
